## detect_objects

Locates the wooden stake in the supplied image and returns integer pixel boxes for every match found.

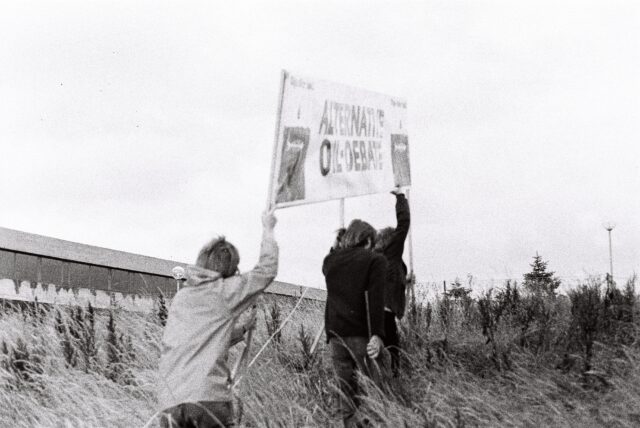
[233,71,287,387]
[364,290,372,339]
[405,188,415,299]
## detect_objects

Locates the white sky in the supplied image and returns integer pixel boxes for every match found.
[1,0,638,289]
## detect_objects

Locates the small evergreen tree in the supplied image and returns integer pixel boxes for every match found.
[55,309,77,368]
[293,324,316,371]
[521,256,562,351]
[157,293,168,327]
[105,309,135,384]
[523,253,561,297]
[79,303,97,372]
[106,310,122,382]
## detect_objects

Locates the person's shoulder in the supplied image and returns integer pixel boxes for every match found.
[370,251,388,264]
[323,248,341,262]
[350,248,385,263]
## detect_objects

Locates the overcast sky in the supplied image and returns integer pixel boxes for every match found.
[1,0,638,290]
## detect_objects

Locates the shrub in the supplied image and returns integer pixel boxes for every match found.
[439,282,452,348]
[157,293,168,327]
[105,310,135,385]
[400,295,432,358]
[77,303,98,372]
[497,278,559,352]
[1,337,42,382]
[447,278,474,327]
[477,289,515,371]
[285,324,317,372]
[569,281,604,372]
[478,289,502,345]
[55,308,77,368]
[54,304,98,372]
[603,275,637,345]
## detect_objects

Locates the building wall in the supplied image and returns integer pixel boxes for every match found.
[0,227,325,312]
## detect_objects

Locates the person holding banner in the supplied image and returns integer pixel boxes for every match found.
[322,220,387,427]
[375,188,411,375]
[157,210,278,428]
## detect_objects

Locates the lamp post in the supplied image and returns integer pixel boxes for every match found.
[603,223,615,285]
[171,266,185,294]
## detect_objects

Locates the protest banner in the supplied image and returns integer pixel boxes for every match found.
[269,71,411,208]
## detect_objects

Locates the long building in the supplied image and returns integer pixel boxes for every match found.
[0,227,325,307]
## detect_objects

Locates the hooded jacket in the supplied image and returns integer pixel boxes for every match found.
[157,231,277,411]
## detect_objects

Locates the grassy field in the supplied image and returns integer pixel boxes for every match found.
[0,273,638,427]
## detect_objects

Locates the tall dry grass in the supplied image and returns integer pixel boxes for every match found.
[0,276,639,427]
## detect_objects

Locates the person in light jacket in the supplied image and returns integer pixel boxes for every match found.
[158,210,278,428]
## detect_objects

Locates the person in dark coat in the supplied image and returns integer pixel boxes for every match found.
[374,188,411,375]
[323,219,387,428]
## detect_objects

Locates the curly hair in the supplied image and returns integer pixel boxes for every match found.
[341,220,376,249]
[195,236,240,278]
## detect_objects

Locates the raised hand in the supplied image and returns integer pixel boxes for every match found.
[390,186,404,196]
[367,335,384,359]
[262,209,277,230]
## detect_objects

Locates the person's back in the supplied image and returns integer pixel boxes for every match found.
[322,219,386,428]
[158,266,263,411]
[323,246,386,340]
[158,211,278,428]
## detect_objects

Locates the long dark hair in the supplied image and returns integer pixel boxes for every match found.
[341,220,376,249]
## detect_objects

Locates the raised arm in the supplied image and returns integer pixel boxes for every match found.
[385,191,411,258]
[224,211,279,314]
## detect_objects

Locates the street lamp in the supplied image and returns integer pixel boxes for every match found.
[602,222,615,285]
[172,266,185,293]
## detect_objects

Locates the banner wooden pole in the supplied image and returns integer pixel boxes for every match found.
[232,71,288,386]
[406,188,416,299]
[406,188,414,272]
[364,290,372,339]
[266,70,288,210]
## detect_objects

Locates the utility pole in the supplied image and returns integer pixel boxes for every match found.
[603,223,615,286]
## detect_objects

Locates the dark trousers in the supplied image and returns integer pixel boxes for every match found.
[384,311,400,375]
[330,337,381,427]
[160,401,234,428]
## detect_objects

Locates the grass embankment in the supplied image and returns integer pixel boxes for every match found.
[1,276,639,427]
